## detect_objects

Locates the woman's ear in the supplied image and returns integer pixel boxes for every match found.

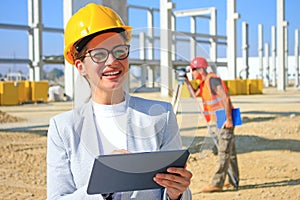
[74,60,87,76]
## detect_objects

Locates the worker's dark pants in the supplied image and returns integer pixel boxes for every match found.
[211,128,239,188]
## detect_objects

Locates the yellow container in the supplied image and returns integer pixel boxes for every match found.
[239,79,248,95]
[24,81,32,102]
[235,80,242,95]
[224,79,249,95]
[0,82,19,106]
[226,80,239,95]
[15,81,26,103]
[248,79,263,94]
[31,81,49,102]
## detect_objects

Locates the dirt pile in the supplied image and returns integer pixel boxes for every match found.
[0,111,26,123]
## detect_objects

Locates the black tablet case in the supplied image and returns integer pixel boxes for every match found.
[87,149,190,194]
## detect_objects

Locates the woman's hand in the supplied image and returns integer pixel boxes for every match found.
[110,149,131,154]
[153,165,192,200]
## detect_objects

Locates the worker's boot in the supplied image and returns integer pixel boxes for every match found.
[201,184,223,193]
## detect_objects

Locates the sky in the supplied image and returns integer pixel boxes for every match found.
[0,0,299,75]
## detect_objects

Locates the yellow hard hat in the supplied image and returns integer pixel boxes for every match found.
[64,3,132,64]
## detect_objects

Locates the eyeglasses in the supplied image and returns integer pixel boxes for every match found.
[83,44,130,64]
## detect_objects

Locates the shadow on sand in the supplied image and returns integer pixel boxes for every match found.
[0,124,48,136]
[192,178,300,195]
[184,134,300,154]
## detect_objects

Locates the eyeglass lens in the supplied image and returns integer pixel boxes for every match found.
[88,45,130,63]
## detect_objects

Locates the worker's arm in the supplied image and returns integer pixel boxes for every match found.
[193,86,201,97]
[184,77,201,97]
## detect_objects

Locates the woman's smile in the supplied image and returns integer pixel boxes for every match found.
[102,69,122,77]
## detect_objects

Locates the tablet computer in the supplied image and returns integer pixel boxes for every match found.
[87,149,190,194]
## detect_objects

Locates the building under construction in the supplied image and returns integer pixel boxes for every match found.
[0,0,299,105]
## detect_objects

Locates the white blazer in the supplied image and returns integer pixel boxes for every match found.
[47,94,192,200]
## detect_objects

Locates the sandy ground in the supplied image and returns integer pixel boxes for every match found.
[0,87,299,200]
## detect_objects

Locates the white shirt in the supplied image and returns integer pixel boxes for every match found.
[92,100,127,154]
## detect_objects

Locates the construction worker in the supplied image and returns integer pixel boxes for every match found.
[46,3,192,200]
[189,56,239,192]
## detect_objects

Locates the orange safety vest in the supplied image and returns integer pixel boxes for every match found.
[199,73,231,123]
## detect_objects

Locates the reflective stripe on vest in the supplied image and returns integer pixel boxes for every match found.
[200,73,227,122]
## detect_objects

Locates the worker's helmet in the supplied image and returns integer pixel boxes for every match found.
[190,56,208,70]
[64,3,132,64]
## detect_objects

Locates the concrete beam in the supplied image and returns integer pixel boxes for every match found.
[173,7,213,17]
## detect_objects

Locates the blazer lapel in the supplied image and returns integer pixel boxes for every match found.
[126,94,152,153]
[74,101,101,157]
[126,93,137,152]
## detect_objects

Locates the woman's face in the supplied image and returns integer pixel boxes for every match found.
[75,32,129,94]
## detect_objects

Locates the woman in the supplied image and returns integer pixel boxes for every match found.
[47,3,192,200]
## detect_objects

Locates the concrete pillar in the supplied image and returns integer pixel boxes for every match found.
[103,0,128,23]
[265,43,270,87]
[28,0,34,81]
[226,0,239,79]
[284,27,288,85]
[63,0,76,102]
[139,32,147,87]
[171,14,176,85]
[171,14,176,61]
[32,0,43,81]
[271,26,277,86]
[147,68,155,88]
[295,29,299,87]
[277,0,286,91]
[242,22,249,79]
[28,67,34,81]
[160,0,175,97]
[190,16,197,60]
[258,24,263,79]
[210,7,217,64]
[147,9,155,88]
